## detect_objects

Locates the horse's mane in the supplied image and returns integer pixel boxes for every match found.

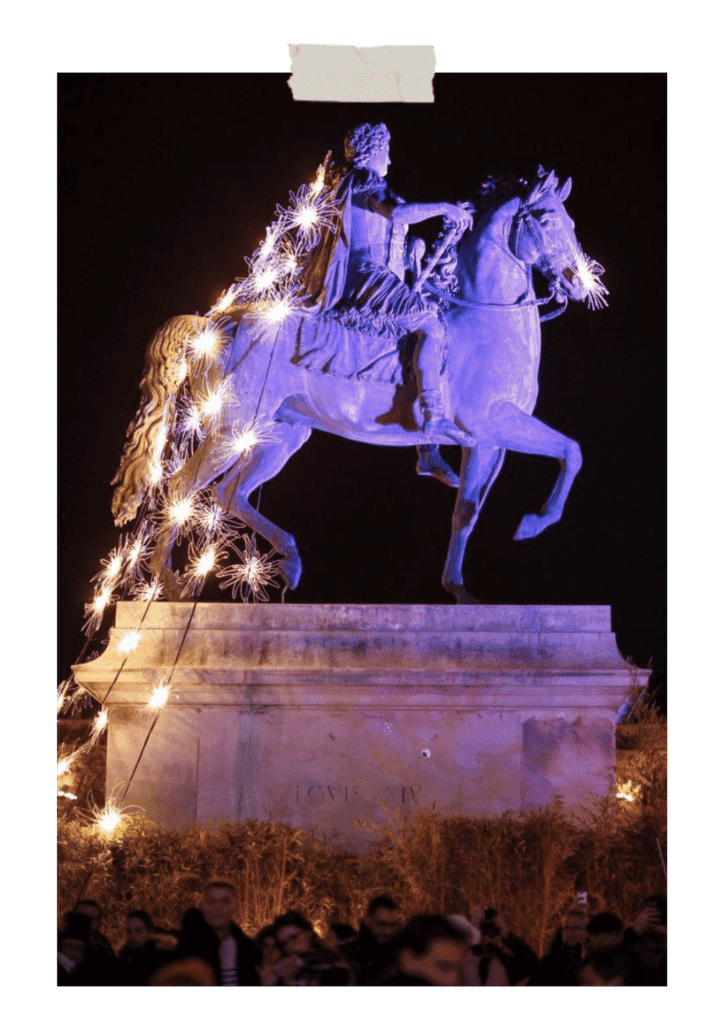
[474,174,530,217]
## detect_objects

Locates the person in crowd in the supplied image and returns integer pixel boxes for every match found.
[446,915,483,985]
[340,894,403,985]
[623,894,667,985]
[117,909,173,986]
[575,948,642,986]
[58,911,96,986]
[527,904,588,985]
[472,907,539,986]
[149,957,215,985]
[74,899,116,957]
[585,912,626,953]
[328,921,357,950]
[177,879,260,985]
[262,910,351,985]
[380,914,468,986]
[72,899,120,984]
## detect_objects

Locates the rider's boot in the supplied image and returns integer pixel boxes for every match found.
[419,390,476,447]
[416,445,460,488]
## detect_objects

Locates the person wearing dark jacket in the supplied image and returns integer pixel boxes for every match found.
[340,895,402,986]
[474,909,539,985]
[527,906,588,986]
[178,879,260,986]
[117,910,172,986]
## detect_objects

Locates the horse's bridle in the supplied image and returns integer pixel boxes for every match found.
[422,196,572,321]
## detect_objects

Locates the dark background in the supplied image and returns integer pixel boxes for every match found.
[58,73,666,703]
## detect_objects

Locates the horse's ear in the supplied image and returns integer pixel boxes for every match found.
[558,177,572,202]
[544,169,558,193]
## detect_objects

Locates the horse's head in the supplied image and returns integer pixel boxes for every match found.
[511,168,606,308]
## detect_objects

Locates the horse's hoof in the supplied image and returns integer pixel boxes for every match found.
[443,583,480,605]
[514,513,546,541]
[279,551,302,591]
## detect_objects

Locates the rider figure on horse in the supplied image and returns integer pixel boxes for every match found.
[298,122,475,447]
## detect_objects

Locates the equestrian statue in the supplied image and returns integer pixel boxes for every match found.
[111,122,605,604]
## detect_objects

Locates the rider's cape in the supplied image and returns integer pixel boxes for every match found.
[292,169,442,384]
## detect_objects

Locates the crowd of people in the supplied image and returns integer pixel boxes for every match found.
[58,883,667,987]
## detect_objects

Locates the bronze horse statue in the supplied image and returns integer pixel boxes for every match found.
[111,169,593,603]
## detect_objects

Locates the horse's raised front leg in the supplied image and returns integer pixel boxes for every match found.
[442,444,506,603]
[213,423,311,590]
[489,400,582,540]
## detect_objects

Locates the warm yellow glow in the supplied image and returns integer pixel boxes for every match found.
[118,630,141,654]
[57,790,77,801]
[173,358,188,387]
[309,165,326,198]
[254,265,278,291]
[106,552,123,580]
[260,295,294,325]
[168,495,195,528]
[188,323,225,362]
[57,755,74,778]
[148,460,164,486]
[211,287,238,314]
[127,539,142,567]
[616,779,641,803]
[148,682,171,710]
[198,378,237,433]
[292,204,318,232]
[93,588,112,614]
[136,578,163,602]
[194,547,216,576]
[96,806,122,834]
[259,226,281,259]
[91,707,109,741]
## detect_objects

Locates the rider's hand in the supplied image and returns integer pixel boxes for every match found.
[444,202,474,232]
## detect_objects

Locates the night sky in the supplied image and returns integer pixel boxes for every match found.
[58,73,666,696]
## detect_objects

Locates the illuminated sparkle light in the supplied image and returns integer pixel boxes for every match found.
[210,285,240,315]
[569,245,609,310]
[90,707,109,743]
[118,630,141,654]
[257,293,296,326]
[84,587,115,636]
[168,494,196,528]
[181,542,226,597]
[57,753,77,778]
[57,790,77,801]
[148,682,171,710]
[291,203,318,232]
[148,459,165,487]
[212,419,279,469]
[616,779,642,803]
[96,806,123,834]
[134,577,163,603]
[259,224,283,259]
[187,322,227,363]
[218,533,283,603]
[199,377,238,433]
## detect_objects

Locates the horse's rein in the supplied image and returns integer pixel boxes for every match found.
[422,279,568,322]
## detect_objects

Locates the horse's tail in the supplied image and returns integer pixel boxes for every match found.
[111,314,206,526]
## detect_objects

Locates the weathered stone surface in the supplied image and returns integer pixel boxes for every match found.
[74,604,642,849]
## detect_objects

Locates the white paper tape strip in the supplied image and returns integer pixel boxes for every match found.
[288,44,435,103]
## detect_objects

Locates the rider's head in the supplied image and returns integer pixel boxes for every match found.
[344,123,390,170]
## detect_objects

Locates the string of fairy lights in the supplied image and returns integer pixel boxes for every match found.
[58,161,612,850]
[57,158,339,841]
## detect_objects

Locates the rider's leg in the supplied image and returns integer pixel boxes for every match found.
[413,316,475,446]
[416,445,460,488]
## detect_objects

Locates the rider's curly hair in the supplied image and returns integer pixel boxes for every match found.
[343,123,390,168]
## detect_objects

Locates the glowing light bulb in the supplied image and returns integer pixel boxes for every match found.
[97,807,122,833]
[118,630,141,654]
[188,324,225,362]
[569,245,609,310]
[148,682,171,710]
[168,495,195,528]
[91,707,108,741]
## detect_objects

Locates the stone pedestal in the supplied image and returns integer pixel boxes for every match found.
[73,604,641,850]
